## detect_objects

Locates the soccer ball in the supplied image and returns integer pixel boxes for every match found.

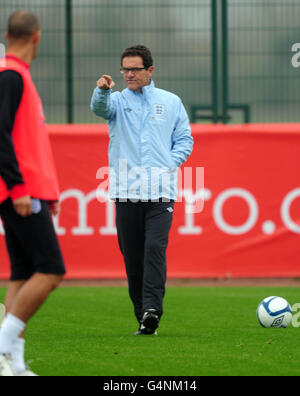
[257,296,292,328]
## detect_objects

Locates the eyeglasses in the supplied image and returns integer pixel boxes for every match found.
[120,67,146,74]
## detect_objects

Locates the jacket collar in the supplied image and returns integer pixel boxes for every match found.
[141,79,155,94]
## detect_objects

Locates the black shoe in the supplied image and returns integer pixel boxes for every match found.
[134,326,158,336]
[138,309,159,335]
[134,327,148,336]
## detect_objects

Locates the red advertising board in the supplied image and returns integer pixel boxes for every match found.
[0,123,300,279]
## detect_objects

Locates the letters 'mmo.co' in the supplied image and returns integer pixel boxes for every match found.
[1,187,299,237]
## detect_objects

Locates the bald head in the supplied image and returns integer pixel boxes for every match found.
[5,10,41,64]
[7,10,40,40]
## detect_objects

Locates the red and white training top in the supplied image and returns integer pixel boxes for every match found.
[0,54,60,203]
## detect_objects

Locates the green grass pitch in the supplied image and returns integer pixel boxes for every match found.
[0,286,299,376]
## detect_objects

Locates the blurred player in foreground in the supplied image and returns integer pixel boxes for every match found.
[91,45,193,335]
[0,10,66,376]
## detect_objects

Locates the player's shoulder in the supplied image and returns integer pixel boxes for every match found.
[0,69,23,89]
[0,69,23,81]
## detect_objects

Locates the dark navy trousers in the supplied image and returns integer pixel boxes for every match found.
[115,199,174,324]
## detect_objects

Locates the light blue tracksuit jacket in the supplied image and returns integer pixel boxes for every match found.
[90,80,193,200]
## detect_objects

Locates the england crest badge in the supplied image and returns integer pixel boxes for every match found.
[154,104,165,116]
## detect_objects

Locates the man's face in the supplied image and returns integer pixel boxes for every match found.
[121,56,154,92]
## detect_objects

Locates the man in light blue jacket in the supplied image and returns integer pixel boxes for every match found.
[91,45,193,335]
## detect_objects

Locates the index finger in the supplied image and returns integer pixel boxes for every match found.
[101,74,113,82]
